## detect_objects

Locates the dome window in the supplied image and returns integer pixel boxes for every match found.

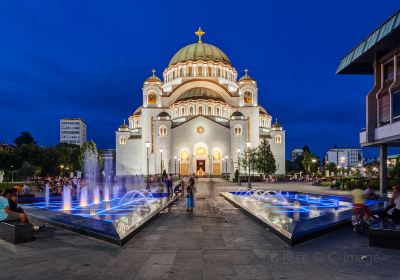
[244,91,253,104]
[159,125,167,137]
[181,151,189,161]
[275,135,282,144]
[147,91,157,105]
[234,125,242,136]
[213,150,221,161]
[119,135,126,145]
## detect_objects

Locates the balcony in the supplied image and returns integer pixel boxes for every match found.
[375,121,400,141]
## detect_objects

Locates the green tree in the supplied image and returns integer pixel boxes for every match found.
[255,138,276,177]
[240,147,258,177]
[14,132,36,147]
[17,162,36,179]
[301,146,318,175]
[326,162,337,175]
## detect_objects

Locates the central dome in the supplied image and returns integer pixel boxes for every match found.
[169,43,231,66]
[176,87,225,103]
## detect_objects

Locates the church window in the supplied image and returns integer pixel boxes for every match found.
[119,135,126,145]
[196,147,206,156]
[181,151,189,161]
[199,106,203,115]
[147,91,157,105]
[208,66,212,76]
[189,106,194,115]
[180,68,184,77]
[159,125,167,136]
[234,125,242,136]
[213,150,221,161]
[216,107,220,116]
[244,91,253,104]
[275,135,282,144]
[188,66,193,76]
[198,66,203,76]
[180,107,185,116]
[207,106,212,115]
[217,68,221,77]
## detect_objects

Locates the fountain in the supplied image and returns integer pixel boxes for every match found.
[80,186,88,207]
[62,186,72,211]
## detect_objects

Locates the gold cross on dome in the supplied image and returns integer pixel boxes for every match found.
[244,68,249,76]
[151,69,156,76]
[195,27,205,43]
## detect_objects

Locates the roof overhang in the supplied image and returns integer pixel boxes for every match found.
[336,9,400,75]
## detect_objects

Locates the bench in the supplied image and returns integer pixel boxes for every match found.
[369,220,400,250]
[0,221,33,244]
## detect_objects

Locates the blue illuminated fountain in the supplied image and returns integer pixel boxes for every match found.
[21,149,175,245]
[220,188,385,245]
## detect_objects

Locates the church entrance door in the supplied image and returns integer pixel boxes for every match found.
[196,160,206,176]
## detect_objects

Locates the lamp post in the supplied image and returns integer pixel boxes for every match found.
[174,155,177,177]
[145,141,151,179]
[222,158,224,178]
[178,159,181,179]
[159,148,164,176]
[339,156,346,189]
[237,148,241,186]
[60,164,64,177]
[311,158,317,176]
[225,156,228,178]
[10,165,14,182]
[246,141,252,188]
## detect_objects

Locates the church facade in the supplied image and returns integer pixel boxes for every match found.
[116,28,285,178]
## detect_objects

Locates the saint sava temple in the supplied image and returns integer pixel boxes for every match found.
[116,28,285,178]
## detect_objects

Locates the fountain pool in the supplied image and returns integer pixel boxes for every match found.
[220,190,385,245]
[21,190,174,245]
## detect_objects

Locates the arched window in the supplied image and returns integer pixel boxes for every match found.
[207,106,212,115]
[180,68,184,77]
[198,66,203,76]
[159,125,167,136]
[234,125,242,136]
[244,91,253,104]
[188,66,193,76]
[199,106,203,115]
[119,135,126,145]
[208,66,212,76]
[180,151,189,161]
[180,107,185,116]
[217,68,221,76]
[275,134,282,144]
[213,150,221,161]
[189,106,194,115]
[196,147,206,156]
[216,107,220,116]
[147,91,157,105]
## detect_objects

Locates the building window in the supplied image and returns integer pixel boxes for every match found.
[119,135,126,145]
[181,151,189,161]
[244,91,253,104]
[208,66,212,76]
[196,147,206,156]
[384,61,394,81]
[188,66,193,76]
[180,68,184,77]
[147,91,157,105]
[180,107,185,116]
[189,106,194,115]
[159,125,167,136]
[213,150,221,160]
[199,106,203,115]
[275,135,282,144]
[234,125,242,136]
[207,106,212,115]
[394,91,400,120]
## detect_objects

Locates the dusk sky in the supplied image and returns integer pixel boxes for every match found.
[0,1,399,158]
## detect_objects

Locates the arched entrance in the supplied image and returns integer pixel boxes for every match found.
[194,145,207,176]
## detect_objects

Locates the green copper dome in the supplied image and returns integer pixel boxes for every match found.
[176,87,225,102]
[169,43,231,66]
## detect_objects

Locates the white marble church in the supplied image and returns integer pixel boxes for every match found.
[116,28,285,178]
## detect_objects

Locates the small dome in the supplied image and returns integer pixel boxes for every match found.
[230,111,244,118]
[157,111,171,118]
[169,43,231,66]
[175,87,225,103]
[271,119,283,130]
[145,75,161,83]
[118,123,130,132]
[239,69,255,82]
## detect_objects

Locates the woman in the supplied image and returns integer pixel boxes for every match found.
[383,185,400,221]
[186,183,195,212]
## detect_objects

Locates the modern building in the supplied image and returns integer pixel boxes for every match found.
[290,148,303,161]
[115,28,285,177]
[337,9,400,193]
[0,143,14,151]
[60,118,87,147]
[325,147,363,168]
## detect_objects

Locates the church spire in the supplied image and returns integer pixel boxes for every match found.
[151,68,156,76]
[195,27,205,43]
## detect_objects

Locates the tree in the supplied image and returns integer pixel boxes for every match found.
[14,132,36,147]
[255,138,276,177]
[326,162,337,175]
[240,147,258,177]
[301,146,318,175]
[17,162,36,179]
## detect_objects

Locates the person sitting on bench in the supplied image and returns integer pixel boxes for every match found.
[173,183,182,198]
[1,188,44,232]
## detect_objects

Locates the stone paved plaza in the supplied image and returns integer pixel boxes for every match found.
[0,178,399,280]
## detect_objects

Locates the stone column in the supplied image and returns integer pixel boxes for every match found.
[379,144,388,195]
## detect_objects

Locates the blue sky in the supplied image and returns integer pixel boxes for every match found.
[0,1,399,158]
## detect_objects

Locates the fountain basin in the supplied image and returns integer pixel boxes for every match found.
[220,191,385,245]
[21,193,176,245]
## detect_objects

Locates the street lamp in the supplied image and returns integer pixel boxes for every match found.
[339,156,346,189]
[178,159,181,179]
[145,141,151,179]
[237,148,241,186]
[10,165,15,182]
[225,155,228,178]
[174,155,177,176]
[159,148,164,176]
[311,158,317,176]
[246,141,252,188]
